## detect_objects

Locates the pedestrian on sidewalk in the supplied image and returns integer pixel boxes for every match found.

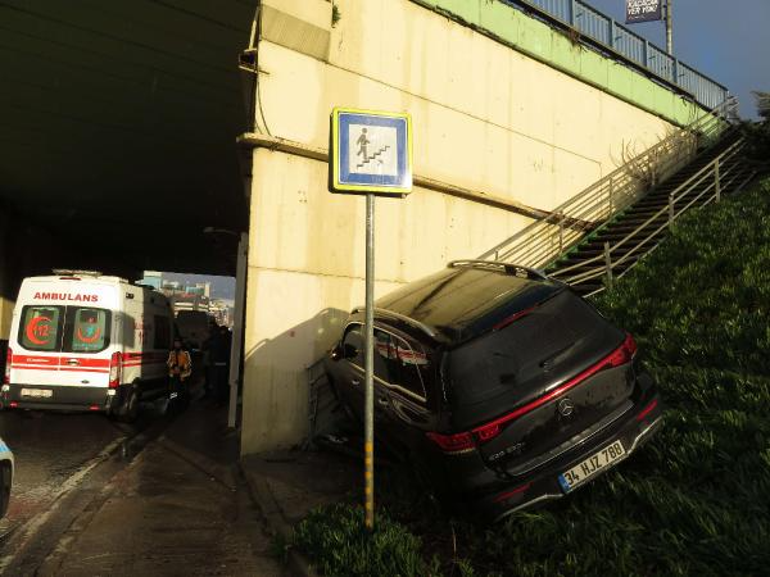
[167,337,192,411]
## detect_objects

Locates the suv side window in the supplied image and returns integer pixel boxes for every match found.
[374,329,428,401]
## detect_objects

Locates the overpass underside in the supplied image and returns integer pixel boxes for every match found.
[0,0,259,286]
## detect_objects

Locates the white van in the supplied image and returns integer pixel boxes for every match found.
[1,271,173,421]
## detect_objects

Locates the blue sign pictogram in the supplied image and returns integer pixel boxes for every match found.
[330,108,413,196]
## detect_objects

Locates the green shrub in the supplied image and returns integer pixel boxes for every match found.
[293,503,442,577]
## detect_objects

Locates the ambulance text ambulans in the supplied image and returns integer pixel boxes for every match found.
[1,271,173,421]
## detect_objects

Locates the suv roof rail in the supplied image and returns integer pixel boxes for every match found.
[351,307,438,338]
[448,260,548,281]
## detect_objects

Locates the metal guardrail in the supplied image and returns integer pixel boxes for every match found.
[503,0,729,110]
[479,97,737,269]
[550,137,756,293]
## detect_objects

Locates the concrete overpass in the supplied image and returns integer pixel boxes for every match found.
[238,0,728,455]
[0,0,730,455]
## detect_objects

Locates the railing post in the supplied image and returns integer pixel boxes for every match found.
[609,20,616,49]
[715,159,722,202]
[558,213,564,253]
[668,193,675,225]
[604,242,613,288]
[570,0,577,26]
[608,177,614,216]
[644,40,650,68]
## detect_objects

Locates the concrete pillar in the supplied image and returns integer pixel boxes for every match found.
[239,147,401,453]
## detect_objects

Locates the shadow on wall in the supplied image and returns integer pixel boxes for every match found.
[242,307,350,451]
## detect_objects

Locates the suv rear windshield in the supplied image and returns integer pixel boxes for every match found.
[18,305,112,353]
[445,291,613,407]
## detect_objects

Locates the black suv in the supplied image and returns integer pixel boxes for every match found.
[325,260,662,522]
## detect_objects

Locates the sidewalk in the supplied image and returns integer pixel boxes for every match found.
[237,377,365,576]
[240,446,360,577]
[37,399,284,577]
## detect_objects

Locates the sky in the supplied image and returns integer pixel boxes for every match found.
[585,0,770,119]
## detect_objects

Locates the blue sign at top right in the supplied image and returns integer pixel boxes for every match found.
[626,0,663,23]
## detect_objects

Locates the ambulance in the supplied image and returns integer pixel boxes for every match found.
[1,271,173,421]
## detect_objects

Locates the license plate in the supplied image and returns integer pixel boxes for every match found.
[558,440,626,493]
[20,388,53,398]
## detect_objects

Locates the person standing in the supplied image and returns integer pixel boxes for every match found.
[167,337,192,411]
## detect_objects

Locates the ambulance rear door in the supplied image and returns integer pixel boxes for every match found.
[11,280,117,392]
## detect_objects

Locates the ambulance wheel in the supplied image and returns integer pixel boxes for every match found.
[118,386,140,423]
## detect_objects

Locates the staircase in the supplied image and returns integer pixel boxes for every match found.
[479,98,758,297]
[548,130,756,295]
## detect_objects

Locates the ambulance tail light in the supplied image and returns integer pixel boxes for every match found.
[3,347,11,385]
[109,352,122,388]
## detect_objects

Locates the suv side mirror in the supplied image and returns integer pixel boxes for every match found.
[330,343,358,361]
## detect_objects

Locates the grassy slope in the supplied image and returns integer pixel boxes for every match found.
[295,177,770,577]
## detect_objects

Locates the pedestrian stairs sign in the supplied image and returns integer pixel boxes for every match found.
[329,107,413,196]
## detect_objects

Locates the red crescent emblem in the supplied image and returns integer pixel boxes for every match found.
[77,326,102,343]
[26,316,52,345]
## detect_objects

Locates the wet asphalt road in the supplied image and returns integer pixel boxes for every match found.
[0,408,139,546]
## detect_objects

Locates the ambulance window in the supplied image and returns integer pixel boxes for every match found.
[19,306,64,352]
[64,308,111,353]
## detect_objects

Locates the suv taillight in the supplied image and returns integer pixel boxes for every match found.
[427,333,638,455]
[425,431,475,454]
[3,347,12,385]
[109,352,122,388]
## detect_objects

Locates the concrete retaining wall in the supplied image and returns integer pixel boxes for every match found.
[239,0,710,454]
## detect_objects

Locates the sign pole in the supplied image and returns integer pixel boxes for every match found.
[364,192,375,530]
[328,107,412,533]
[665,0,673,55]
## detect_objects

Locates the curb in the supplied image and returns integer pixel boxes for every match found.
[239,463,320,577]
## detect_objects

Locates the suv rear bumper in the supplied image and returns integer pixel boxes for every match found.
[457,393,663,522]
[1,383,114,412]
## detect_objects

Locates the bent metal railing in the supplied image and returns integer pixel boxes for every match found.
[550,137,756,294]
[478,97,738,269]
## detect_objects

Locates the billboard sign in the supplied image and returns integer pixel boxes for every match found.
[626,0,663,23]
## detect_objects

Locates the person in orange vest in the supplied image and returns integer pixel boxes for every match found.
[167,337,192,410]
